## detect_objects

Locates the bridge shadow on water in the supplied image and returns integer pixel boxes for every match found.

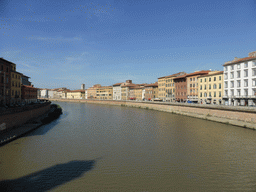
[0,159,96,192]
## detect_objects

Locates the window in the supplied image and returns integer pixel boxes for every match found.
[209,92,212,97]
[230,72,234,79]
[200,92,202,97]
[214,92,216,97]
[224,66,227,71]
[244,62,248,68]
[213,84,217,89]
[214,77,216,81]
[204,85,207,90]
[193,84,195,87]
[253,79,256,86]
[219,76,221,80]
[205,78,206,82]
[219,83,221,89]
[6,67,9,72]
[237,80,241,88]
[0,65,3,70]
[209,84,211,89]
[253,69,256,76]
[231,65,234,70]
[237,89,241,96]
[231,81,234,88]
[209,77,211,82]
[200,79,202,82]
[200,85,202,90]
[219,91,221,97]
[225,81,228,88]
[244,80,248,87]
[244,70,248,77]
[244,89,248,96]
[190,84,192,87]
[190,78,192,81]
[224,73,228,80]
[204,92,207,97]
[193,78,195,81]
[225,90,228,96]
[237,71,240,78]
[237,64,240,69]
[252,61,256,67]
[231,90,234,96]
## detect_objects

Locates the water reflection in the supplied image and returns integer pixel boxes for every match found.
[0,160,96,192]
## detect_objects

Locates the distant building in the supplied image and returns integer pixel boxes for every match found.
[186,70,211,103]
[21,85,38,103]
[113,82,123,100]
[81,84,85,90]
[158,72,186,102]
[144,82,158,101]
[87,84,101,99]
[96,86,113,100]
[67,90,85,99]
[223,51,256,106]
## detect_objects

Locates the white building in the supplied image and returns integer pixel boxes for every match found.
[223,51,256,106]
[113,83,122,100]
[40,89,48,99]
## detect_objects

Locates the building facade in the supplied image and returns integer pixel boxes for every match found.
[87,84,101,99]
[67,90,85,99]
[186,70,210,103]
[158,72,185,102]
[144,82,158,101]
[21,85,38,103]
[96,86,113,100]
[0,58,12,105]
[113,83,123,100]
[223,51,256,106]
[198,71,223,104]
[174,74,187,102]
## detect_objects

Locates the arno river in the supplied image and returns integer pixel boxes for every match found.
[1,101,256,191]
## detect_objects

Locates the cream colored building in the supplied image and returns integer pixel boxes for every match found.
[67,90,85,99]
[96,86,113,100]
[87,84,101,99]
[198,71,223,104]
[158,72,185,102]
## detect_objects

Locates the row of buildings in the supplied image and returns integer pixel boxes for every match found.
[0,58,38,106]
[39,51,256,106]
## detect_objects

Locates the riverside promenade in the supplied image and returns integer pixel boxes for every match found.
[0,102,62,146]
[50,99,256,130]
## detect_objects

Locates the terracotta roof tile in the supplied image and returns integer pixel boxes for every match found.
[223,56,256,66]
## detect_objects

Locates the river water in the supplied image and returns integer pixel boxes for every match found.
[1,101,256,191]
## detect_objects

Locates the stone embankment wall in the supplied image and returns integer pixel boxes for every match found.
[0,102,51,131]
[50,99,256,130]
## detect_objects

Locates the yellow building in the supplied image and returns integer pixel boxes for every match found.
[198,71,223,105]
[11,70,22,104]
[87,84,101,99]
[67,90,85,99]
[96,86,113,100]
[158,72,186,101]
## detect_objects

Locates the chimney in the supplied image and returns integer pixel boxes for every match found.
[249,51,256,57]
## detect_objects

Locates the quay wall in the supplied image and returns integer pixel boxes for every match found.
[0,103,51,131]
[50,99,256,130]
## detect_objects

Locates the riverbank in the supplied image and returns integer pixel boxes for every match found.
[0,104,62,146]
[50,99,256,130]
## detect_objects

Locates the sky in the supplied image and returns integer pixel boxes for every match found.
[1,0,256,89]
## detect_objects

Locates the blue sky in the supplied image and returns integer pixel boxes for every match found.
[1,0,256,89]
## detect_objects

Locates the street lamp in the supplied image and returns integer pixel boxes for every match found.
[0,71,6,105]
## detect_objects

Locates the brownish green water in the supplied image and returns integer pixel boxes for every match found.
[1,101,256,191]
